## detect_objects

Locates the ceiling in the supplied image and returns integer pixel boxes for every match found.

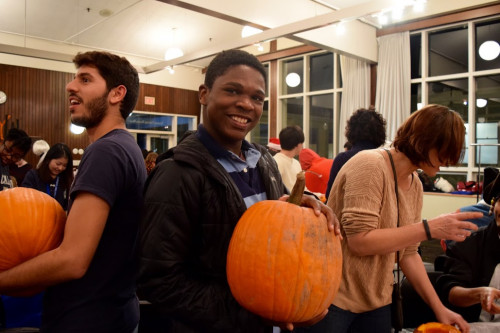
[0,0,498,74]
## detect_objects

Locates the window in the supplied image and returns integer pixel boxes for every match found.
[249,63,269,146]
[411,15,500,181]
[428,25,468,76]
[278,51,342,159]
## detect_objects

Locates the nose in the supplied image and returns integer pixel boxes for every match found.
[236,95,254,111]
[66,79,77,92]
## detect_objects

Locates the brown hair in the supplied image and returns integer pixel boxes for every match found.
[73,51,139,120]
[393,104,465,167]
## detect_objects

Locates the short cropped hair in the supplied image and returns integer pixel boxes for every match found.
[204,49,267,90]
[345,108,386,147]
[393,104,465,167]
[73,51,139,119]
[279,125,305,150]
[5,128,32,156]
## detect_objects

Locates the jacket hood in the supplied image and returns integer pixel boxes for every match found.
[299,148,321,170]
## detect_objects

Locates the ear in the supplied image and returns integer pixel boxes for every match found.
[198,84,208,106]
[109,85,127,105]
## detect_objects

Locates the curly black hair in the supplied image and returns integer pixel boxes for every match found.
[345,108,386,147]
[204,49,267,90]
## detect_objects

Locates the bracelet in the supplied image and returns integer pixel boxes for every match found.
[422,219,432,240]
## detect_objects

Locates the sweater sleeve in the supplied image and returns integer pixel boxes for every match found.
[337,153,386,236]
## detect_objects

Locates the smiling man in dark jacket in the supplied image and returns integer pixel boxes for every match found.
[137,49,339,333]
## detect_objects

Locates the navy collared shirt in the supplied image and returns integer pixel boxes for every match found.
[196,124,267,208]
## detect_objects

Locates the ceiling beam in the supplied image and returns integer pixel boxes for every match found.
[143,0,396,73]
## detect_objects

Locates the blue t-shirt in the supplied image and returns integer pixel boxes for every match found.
[41,129,147,333]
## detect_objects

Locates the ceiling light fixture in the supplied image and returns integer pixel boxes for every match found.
[285,73,301,88]
[476,98,488,108]
[164,28,184,61]
[478,40,500,61]
[336,22,346,36]
[241,26,263,38]
[70,124,85,135]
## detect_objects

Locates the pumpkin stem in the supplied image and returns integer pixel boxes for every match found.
[287,171,306,206]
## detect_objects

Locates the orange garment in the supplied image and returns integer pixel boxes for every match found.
[299,148,333,194]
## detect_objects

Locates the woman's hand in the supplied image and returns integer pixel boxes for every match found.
[427,211,481,241]
[434,307,470,333]
[279,194,342,238]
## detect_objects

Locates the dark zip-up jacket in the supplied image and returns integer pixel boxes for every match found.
[138,131,285,332]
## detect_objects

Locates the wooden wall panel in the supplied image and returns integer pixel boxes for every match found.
[0,64,200,167]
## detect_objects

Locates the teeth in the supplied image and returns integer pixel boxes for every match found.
[232,116,248,124]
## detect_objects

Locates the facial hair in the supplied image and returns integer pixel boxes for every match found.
[71,91,109,129]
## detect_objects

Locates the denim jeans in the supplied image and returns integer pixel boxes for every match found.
[293,304,392,333]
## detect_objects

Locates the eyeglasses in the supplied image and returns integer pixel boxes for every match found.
[0,144,23,162]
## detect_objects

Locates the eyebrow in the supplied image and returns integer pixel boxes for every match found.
[224,81,265,96]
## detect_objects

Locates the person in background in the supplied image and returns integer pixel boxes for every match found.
[438,167,499,252]
[298,104,481,333]
[9,158,32,186]
[437,172,500,323]
[457,166,498,228]
[144,151,158,175]
[137,49,340,333]
[343,141,352,151]
[273,125,305,192]
[22,143,74,211]
[266,137,281,156]
[325,107,386,200]
[0,51,146,333]
[0,128,32,191]
[299,148,333,196]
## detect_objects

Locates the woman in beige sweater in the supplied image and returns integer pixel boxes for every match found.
[296,105,482,333]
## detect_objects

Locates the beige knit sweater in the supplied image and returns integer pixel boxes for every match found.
[328,149,423,313]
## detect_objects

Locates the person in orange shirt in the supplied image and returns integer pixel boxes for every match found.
[299,148,333,196]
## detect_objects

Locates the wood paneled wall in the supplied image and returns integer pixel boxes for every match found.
[0,64,200,167]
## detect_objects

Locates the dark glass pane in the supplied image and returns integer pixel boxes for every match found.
[475,19,500,71]
[428,79,468,166]
[337,55,343,88]
[281,58,303,95]
[410,33,422,79]
[177,117,193,144]
[428,80,468,122]
[310,52,333,91]
[150,137,169,155]
[250,101,269,146]
[309,94,333,158]
[429,26,468,76]
[126,113,173,131]
[411,83,422,112]
[475,75,500,166]
[281,97,303,128]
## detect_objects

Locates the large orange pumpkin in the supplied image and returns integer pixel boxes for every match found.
[0,187,66,271]
[226,172,342,323]
[414,322,461,333]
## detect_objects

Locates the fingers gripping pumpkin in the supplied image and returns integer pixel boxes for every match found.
[0,187,66,271]
[226,171,342,323]
[414,322,461,333]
